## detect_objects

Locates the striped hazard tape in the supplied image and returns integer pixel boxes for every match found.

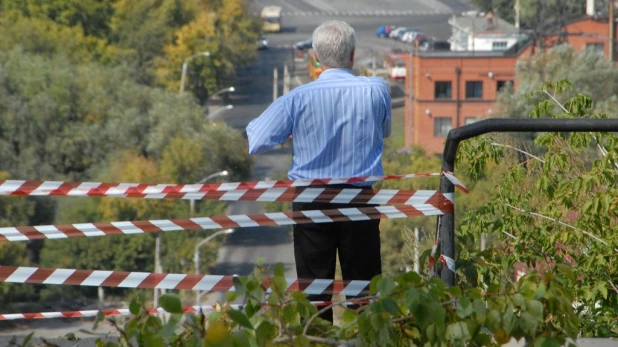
[0,171,467,198]
[0,203,452,242]
[0,266,372,296]
[0,300,370,321]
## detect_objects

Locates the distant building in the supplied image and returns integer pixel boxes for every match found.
[404,14,617,154]
[448,11,524,52]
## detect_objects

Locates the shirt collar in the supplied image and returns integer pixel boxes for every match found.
[318,68,353,79]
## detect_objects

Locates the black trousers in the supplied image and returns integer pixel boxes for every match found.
[292,190,382,323]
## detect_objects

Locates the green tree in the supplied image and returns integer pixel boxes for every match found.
[0,0,116,37]
[458,80,618,336]
[154,0,260,103]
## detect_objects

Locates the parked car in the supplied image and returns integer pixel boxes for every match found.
[376,25,395,38]
[400,29,423,43]
[257,36,268,50]
[295,39,312,50]
[389,27,410,40]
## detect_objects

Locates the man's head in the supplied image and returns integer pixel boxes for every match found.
[312,21,356,70]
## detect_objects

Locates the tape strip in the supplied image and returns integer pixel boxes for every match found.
[0,203,451,242]
[0,265,371,295]
[0,171,467,198]
[0,300,372,321]
[439,254,456,273]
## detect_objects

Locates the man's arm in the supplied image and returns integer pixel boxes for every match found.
[246,100,293,155]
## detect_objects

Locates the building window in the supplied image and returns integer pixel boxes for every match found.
[465,81,483,99]
[434,81,452,99]
[434,117,452,137]
[586,43,604,57]
[465,117,481,125]
[492,41,508,50]
[497,80,514,92]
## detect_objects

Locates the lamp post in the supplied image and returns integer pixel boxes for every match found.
[179,51,211,94]
[189,170,229,217]
[206,86,235,117]
[194,228,235,305]
[206,104,234,122]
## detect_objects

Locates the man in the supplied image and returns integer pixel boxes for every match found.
[246,21,391,322]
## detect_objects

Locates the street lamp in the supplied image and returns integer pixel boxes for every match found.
[194,228,235,305]
[206,104,234,122]
[206,86,235,117]
[190,170,230,217]
[179,51,211,94]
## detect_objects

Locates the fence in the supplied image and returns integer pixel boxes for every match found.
[0,171,466,320]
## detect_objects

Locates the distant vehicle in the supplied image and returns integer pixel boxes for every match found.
[261,6,282,33]
[376,25,395,38]
[295,39,312,50]
[383,49,408,80]
[257,36,268,50]
[400,29,423,43]
[389,27,410,39]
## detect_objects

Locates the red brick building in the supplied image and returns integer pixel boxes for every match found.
[404,15,617,154]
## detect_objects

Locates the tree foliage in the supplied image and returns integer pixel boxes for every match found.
[458,80,618,336]
[0,0,254,307]
[87,264,579,346]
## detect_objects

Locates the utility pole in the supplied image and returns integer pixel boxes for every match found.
[154,233,161,307]
[283,64,290,94]
[413,228,420,274]
[273,68,278,101]
[372,56,376,76]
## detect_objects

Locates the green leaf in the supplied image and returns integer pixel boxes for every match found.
[226,291,238,302]
[456,297,474,318]
[370,275,383,295]
[256,321,277,346]
[526,299,544,321]
[446,321,470,341]
[598,281,608,299]
[124,318,138,339]
[93,311,105,330]
[282,305,298,324]
[295,335,311,347]
[143,335,165,347]
[129,297,141,315]
[158,313,182,338]
[227,309,254,329]
[381,297,399,315]
[274,263,285,277]
[159,294,183,314]
[378,277,395,296]
[342,309,358,326]
[21,332,34,347]
[446,286,462,298]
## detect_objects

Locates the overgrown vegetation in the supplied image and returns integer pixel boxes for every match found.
[0,0,256,310]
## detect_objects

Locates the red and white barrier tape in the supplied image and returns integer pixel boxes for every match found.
[0,172,467,197]
[0,266,372,296]
[0,203,452,242]
[0,300,370,321]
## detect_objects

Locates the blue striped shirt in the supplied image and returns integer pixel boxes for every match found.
[246,68,391,185]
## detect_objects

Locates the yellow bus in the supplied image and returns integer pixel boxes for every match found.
[261,6,282,33]
[307,49,323,80]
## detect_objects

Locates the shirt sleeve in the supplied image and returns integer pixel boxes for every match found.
[382,85,392,138]
[246,98,293,155]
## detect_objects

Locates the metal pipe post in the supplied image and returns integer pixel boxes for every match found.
[439,118,618,286]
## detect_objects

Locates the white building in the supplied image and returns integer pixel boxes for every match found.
[448,11,523,52]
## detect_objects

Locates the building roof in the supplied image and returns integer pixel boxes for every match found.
[449,13,519,35]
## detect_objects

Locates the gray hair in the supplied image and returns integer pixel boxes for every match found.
[312,21,356,69]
